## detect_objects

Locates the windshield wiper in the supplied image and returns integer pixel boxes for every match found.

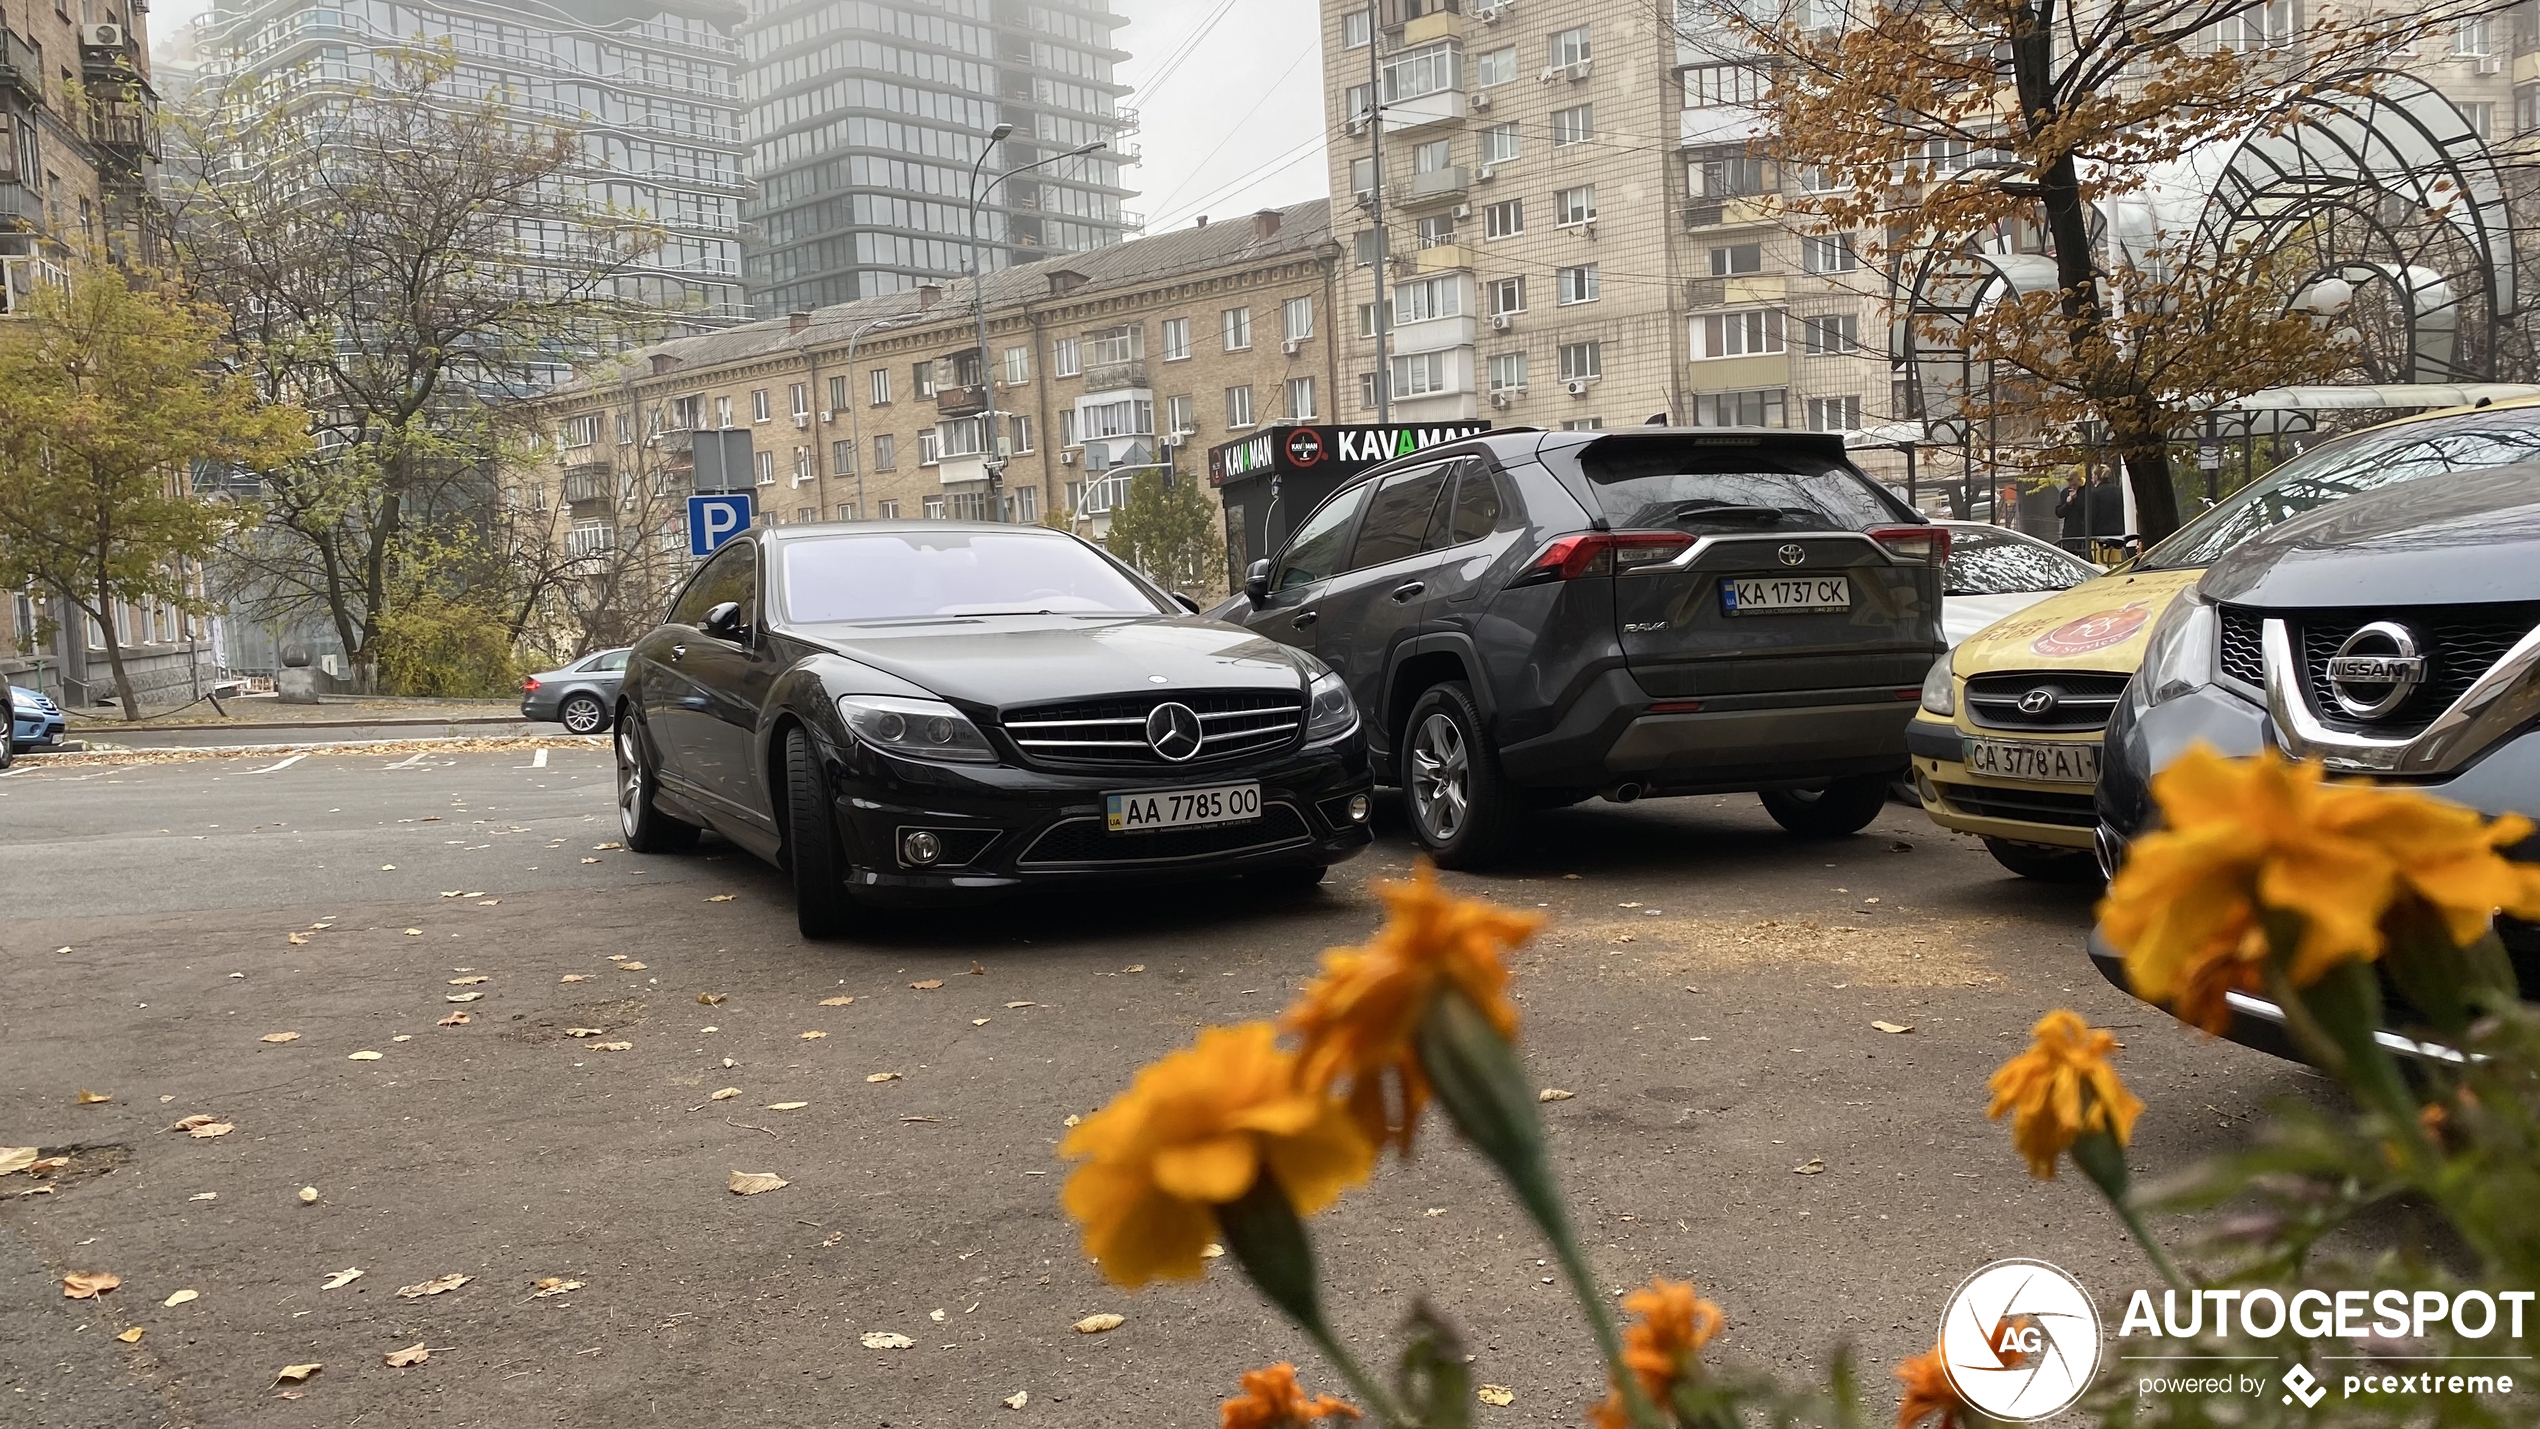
[1671,502,1794,524]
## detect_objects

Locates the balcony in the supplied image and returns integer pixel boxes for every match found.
[561,463,613,505]
[933,383,991,417]
[1398,166,1471,205]
[1082,358,1147,393]
[0,29,35,100]
[0,183,40,230]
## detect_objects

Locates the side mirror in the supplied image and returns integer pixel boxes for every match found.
[1172,592,1202,614]
[701,601,749,642]
[1244,559,1273,607]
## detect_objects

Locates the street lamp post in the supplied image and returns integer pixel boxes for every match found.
[965,126,1105,521]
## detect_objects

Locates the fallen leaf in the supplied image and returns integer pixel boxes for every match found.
[167,1114,217,1131]
[26,1156,66,1175]
[437,1012,470,1026]
[404,928,423,936]
[441,890,463,897]
[697,993,726,1005]
[765,1101,808,1111]
[396,1274,471,1299]
[865,1072,901,1083]
[118,1326,146,1343]
[1073,1313,1124,1334]
[971,1018,991,1027]
[564,1027,607,1038]
[530,1277,583,1298]
[299,1186,320,1203]
[0,1148,36,1176]
[382,1344,429,1368]
[798,1030,828,1040]
[711,1087,742,1100]
[260,1032,301,1044]
[909,979,943,990]
[593,1040,633,1051]
[321,1267,363,1289]
[1062,1114,1080,1127]
[727,1170,788,1196]
[594,842,623,850]
[860,1332,913,1349]
[616,962,648,971]
[188,1192,217,1202]
[380,864,397,870]
[1003,1001,1037,1009]
[1121,964,1145,973]
[273,1363,321,1385]
[1612,934,1636,944]
[77,1090,112,1105]
[1004,1390,1029,1410]
[1201,1242,1225,1257]
[62,1271,119,1299]
[476,898,500,906]
[1871,1020,1913,1034]
[276,1391,302,1401]
[1793,1157,1827,1175]
[448,976,490,986]
[1537,1088,1575,1102]
[287,933,310,945]
[705,894,737,902]
[1619,901,1642,908]
[559,974,592,984]
[580,857,601,865]
[445,993,483,1003]
[347,1051,382,1061]
[1478,1384,1515,1407]
[968,961,985,975]
[819,995,855,1006]
[187,1122,235,1139]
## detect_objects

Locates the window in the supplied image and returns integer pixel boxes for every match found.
[870,368,891,405]
[1481,121,1521,164]
[1010,414,1034,453]
[751,389,771,422]
[671,396,700,429]
[1284,296,1314,342]
[873,433,896,470]
[1086,324,1143,369]
[2455,16,2492,54]
[1053,336,1082,376]
[1082,397,1152,439]
[1347,83,1375,124]
[1394,274,1464,323]
[878,499,900,519]
[832,440,857,474]
[1382,41,1458,103]
[1060,408,1079,445]
[1551,24,1591,66]
[1287,376,1318,419]
[1562,417,1606,431]
[793,445,813,482]
[1348,464,1456,570]
[1485,199,1523,239]
[1161,317,1191,360]
[1807,395,1863,431]
[1550,103,1595,146]
[1414,138,1452,173]
[560,415,600,448]
[1488,352,1528,392]
[837,503,859,521]
[1003,346,1030,384]
[1555,185,1597,226]
[913,361,937,398]
[1798,165,1847,193]
[1271,482,1374,593]
[1709,243,1763,275]
[1557,264,1600,305]
[1804,233,1860,274]
[924,495,945,519]
[1359,371,1385,409]
[1692,309,1784,358]
[1012,488,1039,523]
[1803,313,1861,354]
[1344,8,1371,48]
[1685,63,1766,107]
[1690,150,1767,197]
[754,450,776,485]
[1226,385,1255,427]
[790,383,810,417]
[1166,394,1195,436]
[2462,100,2494,142]
[918,429,942,464]
[828,375,849,413]
[1416,214,1458,248]
[1559,341,1602,381]
[1488,276,1526,315]
[793,507,815,526]
[938,417,987,457]
[616,412,633,444]
[1475,45,1517,86]
[1693,388,1788,426]
[1222,306,1252,351]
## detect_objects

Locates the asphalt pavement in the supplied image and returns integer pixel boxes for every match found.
[0,746,2316,1428]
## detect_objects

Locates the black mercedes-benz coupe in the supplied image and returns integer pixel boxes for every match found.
[615,522,1375,937]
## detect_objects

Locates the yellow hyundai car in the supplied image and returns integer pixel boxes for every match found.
[1908,398,2540,880]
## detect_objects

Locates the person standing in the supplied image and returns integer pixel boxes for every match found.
[2087,469,2127,540]
[2055,471,2090,554]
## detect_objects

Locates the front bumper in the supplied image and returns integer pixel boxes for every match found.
[826,737,1375,906]
[1906,715,2099,849]
[1498,667,1919,793]
[2085,926,2488,1065]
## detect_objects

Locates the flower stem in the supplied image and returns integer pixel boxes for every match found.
[1300,1320,1410,1427]
[2110,1191,2191,1298]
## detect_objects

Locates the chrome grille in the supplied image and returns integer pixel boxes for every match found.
[2293,604,2540,735]
[999,689,1304,769]
[1964,671,2129,732]
[2218,607,2265,688]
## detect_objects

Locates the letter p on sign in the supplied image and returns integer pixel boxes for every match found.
[688,493,753,556]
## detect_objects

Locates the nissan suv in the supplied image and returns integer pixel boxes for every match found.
[1224,428,1948,865]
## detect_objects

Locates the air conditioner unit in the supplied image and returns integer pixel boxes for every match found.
[1470,90,1491,110]
[2476,53,2504,73]
[1566,379,1589,396]
[1281,337,1304,355]
[1475,164,1495,182]
[81,23,123,47]
[1346,116,1370,136]
[1477,2,1505,21]
[1490,312,1512,330]
[1566,59,1593,81]
[1489,391,1511,408]
[1061,450,1078,466]
[819,410,834,424]
[793,413,811,428]
[1451,202,1470,219]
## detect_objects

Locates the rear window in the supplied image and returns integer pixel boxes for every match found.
[1578,440,1910,535]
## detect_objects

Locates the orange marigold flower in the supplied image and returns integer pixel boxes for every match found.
[1590,1277,1726,1429]
[1895,1345,1972,1429]
[1060,1023,1373,1288]
[1284,861,1542,1153]
[1987,1010,2144,1180]
[2100,746,2540,1033]
[1218,1362,1360,1429]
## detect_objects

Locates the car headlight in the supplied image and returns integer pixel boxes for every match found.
[1919,652,1956,718]
[2135,585,2217,709]
[836,695,997,763]
[1303,669,1357,742]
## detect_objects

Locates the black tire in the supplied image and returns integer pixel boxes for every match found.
[1983,837,2104,885]
[559,691,609,735]
[1401,682,1515,868]
[615,712,698,854]
[1758,773,1893,838]
[0,716,14,771]
[783,726,860,940]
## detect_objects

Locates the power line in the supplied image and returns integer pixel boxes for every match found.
[1145,40,1321,215]
[1148,133,1329,231]
[1125,0,1242,108]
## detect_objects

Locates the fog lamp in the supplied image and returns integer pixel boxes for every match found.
[901,830,944,866]
[1347,793,1371,824]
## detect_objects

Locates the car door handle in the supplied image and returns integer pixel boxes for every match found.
[1291,610,1318,630]
[1390,581,1426,603]
[670,645,686,663]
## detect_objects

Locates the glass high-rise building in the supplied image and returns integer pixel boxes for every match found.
[202,0,752,329]
[739,0,1136,314]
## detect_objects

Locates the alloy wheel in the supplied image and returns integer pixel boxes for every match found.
[1408,711,1469,843]
[615,721,643,841]
[562,696,604,734]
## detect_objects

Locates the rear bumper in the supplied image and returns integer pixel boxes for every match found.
[520,693,560,720]
[1497,667,1916,792]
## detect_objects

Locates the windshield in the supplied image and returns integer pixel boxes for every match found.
[2138,413,2540,570]
[1578,441,1910,535]
[1944,528,2098,596]
[780,531,1168,622]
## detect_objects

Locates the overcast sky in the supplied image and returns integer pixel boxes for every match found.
[147,0,1334,234]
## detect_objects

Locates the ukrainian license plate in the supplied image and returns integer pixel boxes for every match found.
[1963,737,2099,784]
[1106,781,1262,833]
[1722,575,1851,614]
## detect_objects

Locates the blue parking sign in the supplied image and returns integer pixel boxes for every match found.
[687,493,753,556]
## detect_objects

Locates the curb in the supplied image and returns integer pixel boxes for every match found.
[24,730,600,758]
[64,713,531,736]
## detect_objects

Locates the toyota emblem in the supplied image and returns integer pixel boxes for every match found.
[2017,687,2060,716]
[1145,701,1205,762]
[1777,543,1808,567]
[2325,620,2428,720]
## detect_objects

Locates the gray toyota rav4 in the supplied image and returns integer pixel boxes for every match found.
[1225,427,1948,864]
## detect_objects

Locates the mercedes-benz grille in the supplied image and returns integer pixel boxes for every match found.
[999,689,1304,770]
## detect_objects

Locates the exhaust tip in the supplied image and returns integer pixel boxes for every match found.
[1604,782,1644,804]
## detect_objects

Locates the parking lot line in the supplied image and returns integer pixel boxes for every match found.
[246,753,307,775]
[534,747,549,768]
[385,751,431,770]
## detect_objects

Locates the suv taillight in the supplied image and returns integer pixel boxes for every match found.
[1511,531,1694,586]
[1867,524,1951,565]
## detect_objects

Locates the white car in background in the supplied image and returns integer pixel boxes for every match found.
[1935,520,2102,646]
